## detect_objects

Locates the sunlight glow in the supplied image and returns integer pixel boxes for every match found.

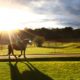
[0,7,46,31]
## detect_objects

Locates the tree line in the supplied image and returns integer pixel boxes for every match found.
[23,27,80,42]
[0,27,80,45]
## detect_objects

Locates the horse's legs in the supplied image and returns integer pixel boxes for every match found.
[18,50,22,57]
[12,50,17,59]
[8,52,10,60]
[24,49,26,58]
[8,48,12,59]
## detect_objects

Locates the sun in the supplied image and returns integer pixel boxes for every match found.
[0,7,39,31]
[0,7,21,31]
[0,6,47,31]
[0,26,18,31]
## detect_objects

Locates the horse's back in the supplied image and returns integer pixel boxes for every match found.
[12,43,24,50]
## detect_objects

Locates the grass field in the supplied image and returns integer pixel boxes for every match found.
[0,61,80,80]
[0,42,80,55]
[0,42,79,80]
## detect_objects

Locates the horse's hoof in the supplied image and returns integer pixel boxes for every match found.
[18,55,21,57]
[24,56,26,59]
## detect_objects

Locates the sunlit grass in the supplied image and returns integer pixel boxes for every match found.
[26,47,80,54]
[0,61,80,80]
[0,42,80,55]
[0,62,10,80]
[0,47,80,55]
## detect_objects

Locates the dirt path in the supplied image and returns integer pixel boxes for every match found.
[26,54,80,58]
[0,54,80,60]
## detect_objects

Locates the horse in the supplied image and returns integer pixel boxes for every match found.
[8,39,32,58]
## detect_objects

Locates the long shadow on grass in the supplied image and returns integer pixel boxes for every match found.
[22,60,53,80]
[9,61,53,80]
[9,62,22,80]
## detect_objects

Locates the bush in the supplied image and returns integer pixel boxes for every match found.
[34,36,45,47]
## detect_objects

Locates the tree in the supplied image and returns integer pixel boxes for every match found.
[34,36,45,47]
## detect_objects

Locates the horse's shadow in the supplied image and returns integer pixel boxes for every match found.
[8,60,53,80]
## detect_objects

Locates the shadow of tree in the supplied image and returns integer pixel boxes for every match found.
[9,61,53,80]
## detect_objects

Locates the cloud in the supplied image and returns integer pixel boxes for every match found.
[59,0,80,15]
[0,0,80,28]
[14,0,80,28]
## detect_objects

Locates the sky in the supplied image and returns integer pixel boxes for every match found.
[0,0,80,30]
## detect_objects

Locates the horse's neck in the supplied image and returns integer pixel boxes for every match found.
[23,42,28,47]
[13,40,28,47]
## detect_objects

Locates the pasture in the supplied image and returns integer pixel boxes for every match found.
[0,42,80,55]
[0,61,80,80]
[0,42,80,80]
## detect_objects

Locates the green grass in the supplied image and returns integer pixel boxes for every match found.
[1,47,80,55]
[27,42,80,54]
[0,61,80,80]
[0,42,80,55]
[25,47,80,54]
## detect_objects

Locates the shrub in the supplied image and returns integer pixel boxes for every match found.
[34,36,45,47]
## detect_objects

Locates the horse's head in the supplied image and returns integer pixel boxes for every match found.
[28,40,32,44]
